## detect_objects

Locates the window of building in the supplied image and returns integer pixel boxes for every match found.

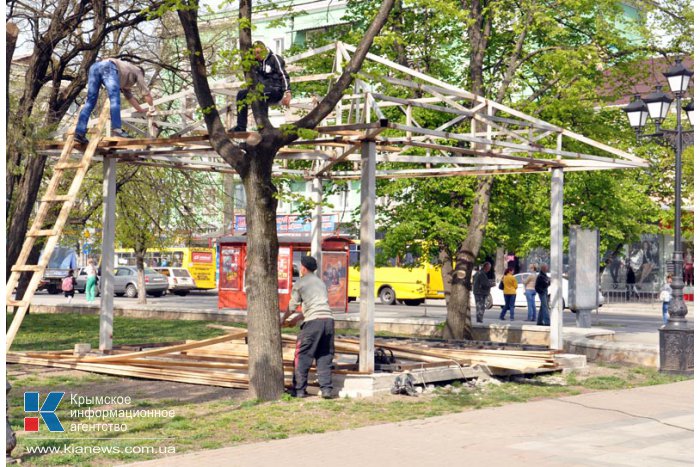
[273,38,284,54]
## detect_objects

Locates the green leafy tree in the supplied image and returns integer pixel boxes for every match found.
[114,166,218,303]
[345,0,691,339]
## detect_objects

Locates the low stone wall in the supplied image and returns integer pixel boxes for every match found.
[564,335,659,367]
[28,303,248,323]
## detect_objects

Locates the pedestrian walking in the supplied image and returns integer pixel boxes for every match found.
[535,263,551,326]
[499,268,517,321]
[71,58,154,145]
[229,41,291,133]
[61,269,77,303]
[660,274,672,325]
[85,259,98,303]
[523,263,538,322]
[280,256,335,399]
[472,262,493,323]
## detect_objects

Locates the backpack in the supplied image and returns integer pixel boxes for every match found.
[61,276,74,292]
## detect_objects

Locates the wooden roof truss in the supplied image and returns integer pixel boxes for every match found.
[42,42,647,179]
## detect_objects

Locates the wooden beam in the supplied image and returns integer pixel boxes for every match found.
[100,156,117,351]
[359,141,376,374]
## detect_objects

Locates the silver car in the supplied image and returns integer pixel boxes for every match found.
[113,266,168,298]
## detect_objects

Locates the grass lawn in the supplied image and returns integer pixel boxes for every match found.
[6,312,240,351]
[6,312,693,466]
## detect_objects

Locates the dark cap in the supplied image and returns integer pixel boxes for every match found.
[300,256,317,272]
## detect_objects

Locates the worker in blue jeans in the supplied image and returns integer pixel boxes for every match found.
[73,59,154,145]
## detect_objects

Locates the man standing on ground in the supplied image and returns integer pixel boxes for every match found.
[230,41,292,133]
[72,58,154,144]
[472,262,493,323]
[535,263,551,326]
[280,256,335,399]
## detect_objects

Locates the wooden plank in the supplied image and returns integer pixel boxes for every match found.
[100,156,116,351]
[54,162,87,170]
[6,354,250,388]
[41,195,72,202]
[10,265,44,272]
[64,331,247,362]
[27,229,58,237]
[359,141,376,373]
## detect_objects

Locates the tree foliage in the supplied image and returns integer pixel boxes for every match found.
[340,0,693,338]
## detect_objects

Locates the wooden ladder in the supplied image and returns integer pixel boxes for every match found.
[6,102,111,351]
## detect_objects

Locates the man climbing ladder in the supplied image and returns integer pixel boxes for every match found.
[72,59,154,144]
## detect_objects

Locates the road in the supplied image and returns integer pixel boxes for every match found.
[31,289,693,341]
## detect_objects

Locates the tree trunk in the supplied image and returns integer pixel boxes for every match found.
[6,154,50,278]
[495,246,505,281]
[242,145,284,401]
[14,245,42,311]
[439,248,453,306]
[467,0,492,97]
[442,176,494,340]
[6,22,19,122]
[441,0,495,339]
[136,249,147,304]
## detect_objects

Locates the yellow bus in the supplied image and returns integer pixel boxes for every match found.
[114,247,217,290]
[347,241,445,306]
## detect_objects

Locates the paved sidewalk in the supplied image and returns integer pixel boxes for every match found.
[125,380,693,467]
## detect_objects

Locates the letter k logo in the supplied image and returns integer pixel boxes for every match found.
[24,392,65,432]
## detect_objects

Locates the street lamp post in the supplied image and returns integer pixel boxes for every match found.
[622,57,694,375]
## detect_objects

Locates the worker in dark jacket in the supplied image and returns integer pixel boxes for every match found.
[230,41,291,133]
[281,256,334,399]
[472,262,493,323]
[535,263,551,326]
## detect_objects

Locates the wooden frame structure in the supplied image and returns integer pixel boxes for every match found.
[24,42,647,373]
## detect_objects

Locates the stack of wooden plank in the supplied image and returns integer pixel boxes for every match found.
[6,329,559,389]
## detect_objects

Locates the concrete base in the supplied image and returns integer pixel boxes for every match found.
[333,365,490,398]
[659,325,694,374]
[575,309,592,328]
[554,353,588,374]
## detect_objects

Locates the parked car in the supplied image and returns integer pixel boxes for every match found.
[488,273,604,311]
[113,267,168,298]
[76,266,100,296]
[152,267,196,296]
[78,266,167,298]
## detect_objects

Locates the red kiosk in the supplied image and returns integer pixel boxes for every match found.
[218,236,352,312]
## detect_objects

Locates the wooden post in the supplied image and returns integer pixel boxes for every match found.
[550,133,564,350]
[100,156,116,351]
[359,141,376,373]
[310,176,323,276]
